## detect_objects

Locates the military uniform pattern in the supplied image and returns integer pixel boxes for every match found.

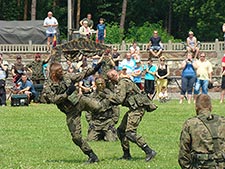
[178,110,225,169]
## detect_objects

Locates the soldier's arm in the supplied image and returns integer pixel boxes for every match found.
[70,68,95,83]
[85,111,92,124]
[178,121,192,168]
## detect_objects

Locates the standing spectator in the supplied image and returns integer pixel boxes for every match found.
[80,13,94,29]
[222,23,225,43]
[96,18,106,44]
[43,11,58,51]
[194,52,213,102]
[144,58,157,100]
[156,56,170,99]
[79,20,92,39]
[119,53,136,77]
[132,60,143,90]
[112,47,120,70]
[18,74,37,103]
[178,94,225,169]
[220,53,225,103]
[148,30,163,58]
[11,55,25,84]
[27,53,51,85]
[0,53,8,106]
[179,53,197,104]
[186,31,200,59]
[130,41,141,61]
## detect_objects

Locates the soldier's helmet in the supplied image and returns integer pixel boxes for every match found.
[95,77,106,91]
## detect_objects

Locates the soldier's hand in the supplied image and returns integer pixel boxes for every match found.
[66,85,76,96]
[94,62,103,72]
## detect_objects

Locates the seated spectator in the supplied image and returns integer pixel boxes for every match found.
[148,30,163,58]
[17,73,37,103]
[179,53,197,104]
[111,47,120,70]
[156,56,170,99]
[92,55,101,74]
[79,20,92,39]
[11,55,25,84]
[186,31,200,59]
[144,58,157,100]
[0,53,8,106]
[119,53,136,77]
[132,60,143,90]
[130,41,141,61]
[80,13,94,29]
[120,66,131,79]
[158,86,169,103]
[79,75,95,96]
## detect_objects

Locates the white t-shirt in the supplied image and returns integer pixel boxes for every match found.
[43,17,58,34]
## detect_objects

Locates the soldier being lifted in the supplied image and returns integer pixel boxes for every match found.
[86,77,119,141]
[44,62,104,163]
[178,94,225,169]
[106,69,157,162]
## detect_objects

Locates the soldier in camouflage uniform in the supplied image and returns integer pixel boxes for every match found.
[43,62,104,163]
[86,77,119,141]
[106,69,157,162]
[178,94,225,169]
[26,53,51,85]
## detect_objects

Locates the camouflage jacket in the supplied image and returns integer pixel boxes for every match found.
[178,110,225,169]
[27,60,47,80]
[101,56,115,80]
[43,68,96,113]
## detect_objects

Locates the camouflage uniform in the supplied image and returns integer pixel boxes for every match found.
[86,88,119,141]
[106,77,157,161]
[27,60,47,84]
[44,67,105,158]
[178,110,225,169]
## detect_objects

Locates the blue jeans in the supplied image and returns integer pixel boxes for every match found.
[194,79,209,94]
[181,76,196,95]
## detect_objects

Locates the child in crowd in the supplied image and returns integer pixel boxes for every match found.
[158,86,169,103]
[96,18,106,44]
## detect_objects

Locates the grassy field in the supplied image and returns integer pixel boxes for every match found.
[0,99,224,169]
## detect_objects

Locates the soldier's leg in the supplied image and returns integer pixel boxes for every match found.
[66,111,99,163]
[104,124,118,141]
[117,111,131,159]
[125,107,156,161]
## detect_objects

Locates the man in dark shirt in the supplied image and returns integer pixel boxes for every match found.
[148,30,163,58]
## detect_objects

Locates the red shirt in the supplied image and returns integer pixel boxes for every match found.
[222,56,225,71]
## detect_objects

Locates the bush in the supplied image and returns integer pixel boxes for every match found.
[105,22,124,44]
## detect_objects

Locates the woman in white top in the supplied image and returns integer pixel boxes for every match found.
[186,31,199,59]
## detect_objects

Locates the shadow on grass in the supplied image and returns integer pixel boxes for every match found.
[45,159,85,163]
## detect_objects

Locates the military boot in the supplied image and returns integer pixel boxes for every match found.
[142,144,157,162]
[86,151,99,164]
[119,148,132,160]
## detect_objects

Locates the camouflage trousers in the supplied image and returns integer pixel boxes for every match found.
[117,107,146,151]
[87,119,117,141]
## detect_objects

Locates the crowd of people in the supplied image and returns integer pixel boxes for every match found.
[0,11,224,168]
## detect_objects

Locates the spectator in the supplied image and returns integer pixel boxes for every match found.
[26,53,51,85]
[119,53,136,77]
[132,60,143,90]
[156,56,170,99]
[43,11,58,51]
[148,30,163,58]
[17,74,37,103]
[120,66,130,79]
[130,41,141,61]
[96,18,106,44]
[0,53,8,106]
[186,31,200,59]
[222,23,225,43]
[11,55,25,84]
[79,75,95,96]
[158,86,169,103]
[193,52,213,102]
[66,60,77,73]
[178,94,225,169]
[80,13,94,29]
[111,47,120,70]
[79,20,92,39]
[92,55,101,74]
[179,53,197,104]
[220,53,225,103]
[144,58,157,100]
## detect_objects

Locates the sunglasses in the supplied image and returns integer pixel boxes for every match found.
[160,60,165,61]
[200,55,205,57]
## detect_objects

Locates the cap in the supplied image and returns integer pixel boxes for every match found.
[122,66,127,70]
[136,60,141,63]
[83,20,88,24]
[16,55,22,59]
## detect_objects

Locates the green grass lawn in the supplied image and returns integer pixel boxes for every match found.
[0,99,224,169]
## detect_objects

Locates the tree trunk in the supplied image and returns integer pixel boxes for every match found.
[53,0,56,13]
[168,0,172,34]
[31,0,36,20]
[76,0,81,29]
[23,0,28,20]
[17,0,21,20]
[120,0,127,29]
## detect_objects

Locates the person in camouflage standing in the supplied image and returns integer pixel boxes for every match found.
[44,62,105,163]
[86,77,119,141]
[178,94,225,169]
[27,53,51,85]
[106,69,157,162]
